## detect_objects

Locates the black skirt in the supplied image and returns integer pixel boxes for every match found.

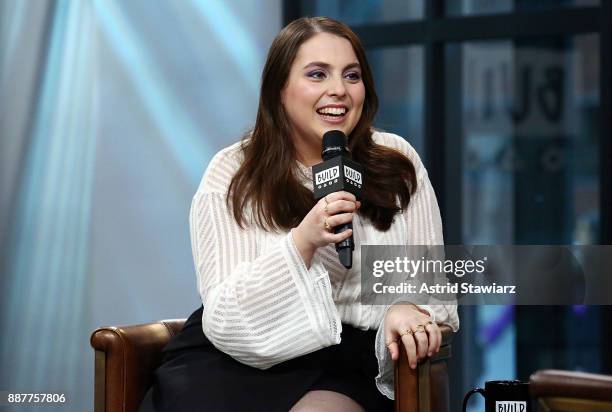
[139,306,394,412]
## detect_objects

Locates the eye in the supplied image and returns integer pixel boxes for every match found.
[345,71,362,82]
[307,70,326,80]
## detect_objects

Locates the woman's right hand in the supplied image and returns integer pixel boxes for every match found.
[292,191,360,268]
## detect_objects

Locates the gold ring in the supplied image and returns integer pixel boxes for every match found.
[324,204,329,214]
[399,329,412,338]
[324,217,331,230]
[426,320,435,326]
[385,337,398,347]
[324,196,330,205]
[412,324,426,334]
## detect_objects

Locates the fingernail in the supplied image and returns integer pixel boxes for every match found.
[428,352,432,357]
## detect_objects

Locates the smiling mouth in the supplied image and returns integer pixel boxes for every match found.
[316,107,348,121]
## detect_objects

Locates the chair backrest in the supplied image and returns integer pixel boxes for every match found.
[530,369,612,412]
[90,319,185,412]
[395,325,453,412]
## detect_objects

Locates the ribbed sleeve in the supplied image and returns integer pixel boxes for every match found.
[189,145,341,370]
[371,133,460,400]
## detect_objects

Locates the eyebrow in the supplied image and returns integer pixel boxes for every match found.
[302,61,361,71]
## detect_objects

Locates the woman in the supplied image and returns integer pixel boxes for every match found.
[141,16,459,412]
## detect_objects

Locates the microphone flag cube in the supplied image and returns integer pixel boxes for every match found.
[311,156,363,201]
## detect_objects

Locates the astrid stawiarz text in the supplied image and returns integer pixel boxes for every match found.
[372,281,516,295]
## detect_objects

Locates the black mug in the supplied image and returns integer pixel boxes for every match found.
[462,380,531,412]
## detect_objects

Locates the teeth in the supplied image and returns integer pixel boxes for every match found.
[317,107,347,116]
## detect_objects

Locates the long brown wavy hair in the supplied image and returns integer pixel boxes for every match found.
[228,16,417,232]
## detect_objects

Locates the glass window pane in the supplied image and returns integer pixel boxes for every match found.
[445,35,600,406]
[446,35,599,245]
[302,0,424,25]
[367,46,425,156]
[445,0,599,16]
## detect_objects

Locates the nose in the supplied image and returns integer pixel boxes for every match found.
[327,74,347,97]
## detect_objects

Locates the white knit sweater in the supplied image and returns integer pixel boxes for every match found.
[189,131,459,399]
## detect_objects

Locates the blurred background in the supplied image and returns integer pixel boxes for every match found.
[0,0,609,411]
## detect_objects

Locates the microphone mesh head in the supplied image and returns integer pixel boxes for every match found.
[322,130,347,150]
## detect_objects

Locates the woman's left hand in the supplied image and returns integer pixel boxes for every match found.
[383,303,441,369]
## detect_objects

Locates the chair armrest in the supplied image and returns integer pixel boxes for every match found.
[90,319,185,412]
[529,369,612,402]
[395,324,453,412]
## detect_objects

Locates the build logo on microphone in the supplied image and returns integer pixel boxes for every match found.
[344,165,362,188]
[315,166,340,188]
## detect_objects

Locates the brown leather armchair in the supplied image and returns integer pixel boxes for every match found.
[90,321,452,412]
[529,369,612,412]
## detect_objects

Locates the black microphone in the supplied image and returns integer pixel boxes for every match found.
[312,130,363,269]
